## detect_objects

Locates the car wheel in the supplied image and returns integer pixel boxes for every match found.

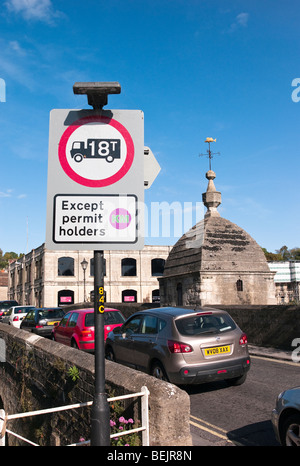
[226,373,247,386]
[105,346,115,361]
[151,361,169,382]
[281,413,300,446]
[71,339,79,349]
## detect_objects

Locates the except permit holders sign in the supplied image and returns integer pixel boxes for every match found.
[53,194,138,244]
[46,109,144,250]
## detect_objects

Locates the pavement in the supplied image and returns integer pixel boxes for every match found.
[191,345,294,446]
[248,345,293,362]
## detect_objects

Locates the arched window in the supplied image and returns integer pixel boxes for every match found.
[236,279,243,292]
[152,289,160,303]
[90,258,106,276]
[58,289,74,306]
[121,258,136,276]
[122,289,137,302]
[58,257,74,276]
[151,258,165,276]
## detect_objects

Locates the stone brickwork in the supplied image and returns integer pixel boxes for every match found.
[0,323,192,446]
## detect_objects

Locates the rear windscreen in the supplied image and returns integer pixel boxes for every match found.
[15,307,35,314]
[104,311,125,325]
[175,313,236,336]
[84,311,125,327]
[40,309,65,319]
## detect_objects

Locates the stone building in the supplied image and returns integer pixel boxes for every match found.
[8,244,171,307]
[268,261,300,304]
[159,169,276,306]
[0,270,8,300]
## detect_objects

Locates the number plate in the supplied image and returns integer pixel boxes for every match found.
[204,345,230,356]
[47,321,59,326]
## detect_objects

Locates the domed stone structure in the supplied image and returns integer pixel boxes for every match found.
[159,170,276,306]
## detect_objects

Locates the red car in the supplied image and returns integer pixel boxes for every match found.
[52,308,125,352]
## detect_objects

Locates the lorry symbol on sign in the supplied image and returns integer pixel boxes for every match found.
[70,138,121,163]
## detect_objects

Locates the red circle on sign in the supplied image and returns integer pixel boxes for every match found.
[58,115,134,187]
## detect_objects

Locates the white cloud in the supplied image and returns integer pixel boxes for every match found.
[228,12,249,33]
[5,0,62,24]
[236,13,249,27]
[0,190,12,198]
[9,40,27,56]
[0,189,26,199]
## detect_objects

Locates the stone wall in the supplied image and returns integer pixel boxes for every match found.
[69,302,300,350]
[0,324,192,446]
[213,305,300,350]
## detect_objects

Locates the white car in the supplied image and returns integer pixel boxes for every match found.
[2,305,36,328]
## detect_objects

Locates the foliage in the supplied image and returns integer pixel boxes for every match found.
[262,245,300,262]
[67,365,80,382]
[0,249,24,269]
[109,393,141,446]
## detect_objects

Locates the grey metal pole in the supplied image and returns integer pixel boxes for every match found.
[91,250,110,445]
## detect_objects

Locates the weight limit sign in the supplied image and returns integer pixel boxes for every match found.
[58,115,135,188]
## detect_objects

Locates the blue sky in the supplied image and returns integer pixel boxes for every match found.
[0,0,299,255]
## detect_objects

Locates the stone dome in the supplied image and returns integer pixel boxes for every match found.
[162,215,272,279]
[159,170,276,306]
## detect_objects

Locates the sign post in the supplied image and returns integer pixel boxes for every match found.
[91,249,109,446]
[46,82,145,446]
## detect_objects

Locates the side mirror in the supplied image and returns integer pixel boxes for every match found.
[113,326,122,334]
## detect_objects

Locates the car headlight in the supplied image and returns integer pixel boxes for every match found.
[277,390,285,402]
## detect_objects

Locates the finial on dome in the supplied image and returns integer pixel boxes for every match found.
[202,170,221,218]
[200,139,221,218]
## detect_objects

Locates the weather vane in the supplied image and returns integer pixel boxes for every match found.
[199,137,220,171]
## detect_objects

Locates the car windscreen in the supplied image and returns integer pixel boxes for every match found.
[175,313,236,336]
[39,309,65,319]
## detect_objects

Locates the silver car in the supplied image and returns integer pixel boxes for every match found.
[272,387,300,446]
[105,307,250,385]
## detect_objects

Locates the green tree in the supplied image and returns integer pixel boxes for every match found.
[261,248,283,261]
[0,250,24,270]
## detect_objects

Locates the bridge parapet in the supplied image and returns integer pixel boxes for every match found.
[0,323,192,446]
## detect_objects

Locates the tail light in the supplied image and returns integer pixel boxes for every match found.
[168,340,193,353]
[13,316,19,321]
[239,333,248,345]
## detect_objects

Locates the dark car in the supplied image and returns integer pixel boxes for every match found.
[105,307,250,386]
[272,386,300,446]
[0,300,18,321]
[20,307,65,337]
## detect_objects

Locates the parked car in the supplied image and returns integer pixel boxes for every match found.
[105,307,250,385]
[20,307,65,337]
[272,386,300,446]
[2,305,36,328]
[52,308,125,352]
[0,300,18,322]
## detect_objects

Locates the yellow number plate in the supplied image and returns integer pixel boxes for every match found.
[47,321,59,326]
[204,345,230,356]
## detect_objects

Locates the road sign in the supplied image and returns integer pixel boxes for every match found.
[144,146,161,189]
[46,109,144,250]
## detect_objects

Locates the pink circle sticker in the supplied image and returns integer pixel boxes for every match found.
[110,208,132,229]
